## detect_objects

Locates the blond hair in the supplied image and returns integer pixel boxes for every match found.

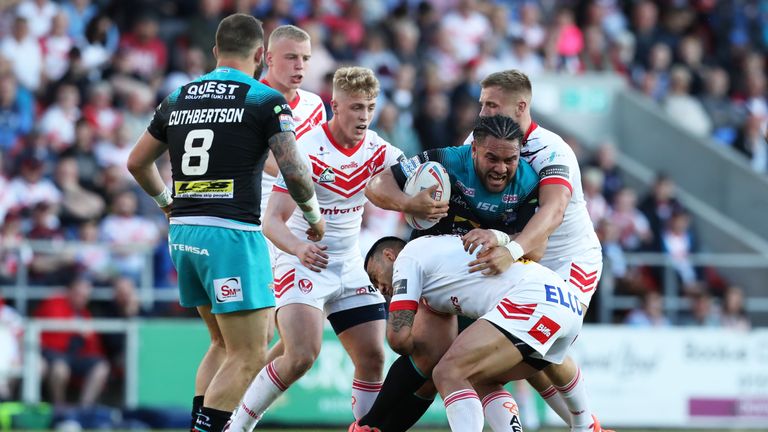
[480,70,532,99]
[333,67,380,99]
[268,24,310,49]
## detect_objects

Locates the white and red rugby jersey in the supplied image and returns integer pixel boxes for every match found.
[389,235,577,317]
[260,82,327,219]
[274,124,404,256]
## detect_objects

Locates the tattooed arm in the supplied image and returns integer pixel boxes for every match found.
[268,131,325,239]
[386,309,416,355]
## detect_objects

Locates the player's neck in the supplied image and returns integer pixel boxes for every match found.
[264,75,298,102]
[216,59,254,77]
[327,119,359,148]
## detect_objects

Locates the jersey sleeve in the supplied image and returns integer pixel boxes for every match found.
[528,146,576,194]
[258,91,296,141]
[390,254,424,312]
[390,148,448,189]
[383,142,406,167]
[146,93,175,142]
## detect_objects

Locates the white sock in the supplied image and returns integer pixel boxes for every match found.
[540,385,571,425]
[482,390,524,432]
[444,389,484,432]
[351,378,382,420]
[555,368,593,432]
[226,361,287,432]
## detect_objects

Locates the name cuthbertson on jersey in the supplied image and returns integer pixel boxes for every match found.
[168,108,245,126]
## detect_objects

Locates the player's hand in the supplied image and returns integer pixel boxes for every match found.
[306,217,326,241]
[295,242,329,272]
[461,229,499,254]
[406,184,449,222]
[467,246,514,275]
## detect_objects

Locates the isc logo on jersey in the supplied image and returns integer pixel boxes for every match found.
[214,277,243,303]
[175,180,234,198]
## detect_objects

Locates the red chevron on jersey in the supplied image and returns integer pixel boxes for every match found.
[496,299,537,320]
[309,147,387,198]
[569,263,598,293]
[296,105,325,139]
[274,269,295,298]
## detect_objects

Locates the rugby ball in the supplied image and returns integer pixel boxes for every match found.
[403,161,451,230]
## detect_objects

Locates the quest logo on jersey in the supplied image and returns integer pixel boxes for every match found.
[527,316,561,344]
[214,277,243,303]
[393,279,407,295]
[298,278,313,294]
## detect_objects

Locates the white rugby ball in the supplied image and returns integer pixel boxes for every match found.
[403,161,451,230]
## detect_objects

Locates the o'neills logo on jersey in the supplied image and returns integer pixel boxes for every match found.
[214,277,243,303]
[340,162,359,170]
[320,205,363,215]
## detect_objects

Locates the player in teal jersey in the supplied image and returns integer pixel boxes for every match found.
[128,14,324,432]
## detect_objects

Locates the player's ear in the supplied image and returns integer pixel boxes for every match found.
[517,99,527,117]
[265,49,273,67]
[212,45,218,59]
[330,99,338,115]
[254,45,265,65]
[382,248,396,262]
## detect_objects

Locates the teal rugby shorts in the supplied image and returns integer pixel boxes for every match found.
[169,224,274,313]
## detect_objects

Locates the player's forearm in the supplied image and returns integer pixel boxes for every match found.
[515,203,564,255]
[365,170,409,212]
[263,151,279,177]
[269,131,315,203]
[263,216,304,256]
[128,162,166,197]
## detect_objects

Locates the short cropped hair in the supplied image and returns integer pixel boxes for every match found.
[268,25,310,49]
[473,115,524,145]
[333,66,380,99]
[364,236,406,269]
[215,13,264,58]
[480,70,532,98]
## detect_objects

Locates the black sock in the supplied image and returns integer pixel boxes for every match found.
[195,406,232,432]
[380,392,435,432]
[358,355,428,428]
[189,395,204,431]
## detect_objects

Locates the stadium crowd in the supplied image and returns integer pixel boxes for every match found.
[0,0,759,411]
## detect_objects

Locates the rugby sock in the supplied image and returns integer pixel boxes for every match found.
[539,385,571,425]
[379,391,434,432]
[195,407,231,432]
[482,390,523,432]
[444,389,484,432]
[190,395,204,431]
[555,368,592,431]
[357,355,428,427]
[227,361,287,431]
[351,378,383,420]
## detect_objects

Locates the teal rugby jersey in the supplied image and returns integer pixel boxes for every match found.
[392,145,539,238]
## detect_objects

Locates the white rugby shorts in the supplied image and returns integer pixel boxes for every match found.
[272,251,383,315]
[539,245,603,308]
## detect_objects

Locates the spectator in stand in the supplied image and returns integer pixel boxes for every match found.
[624,290,670,327]
[73,219,111,285]
[0,16,44,93]
[552,7,584,73]
[607,187,653,251]
[639,173,685,247]
[0,71,34,152]
[720,285,750,331]
[117,84,154,148]
[440,0,490,63]
[82,82,122,141]
[680,291,722,327]
[8,156,62,212]
[676,35,706,96]
[160,46,206,98]
[664,66,712,138]
[185,0,224,68]
[27,201,75,285]
[508,2,546,52]
[630,0,666,70]
[0,210,31,285]
[98,189,159,283]
[590,141,624,204]
[373,103,421,158]
[15,0,58,38]
[582,167,608,227]
[0,153,16,224]
[61,0,98,44]
[41,12,74,83]
[659,209,701,295]
[54,156,105,231]
[94,124,133,179]
[79,13,119,72]
[506,36,544,76]
[596,217,648,296]
[701,67,745,146]
[99,276,148,367]
[734,113,768,174]
[60,119,100,191]
[39,83,82,152]
[118,15,167,84]
[34,277,110,408]
[358,31,400,93]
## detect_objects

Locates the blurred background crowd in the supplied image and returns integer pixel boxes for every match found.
[0,0,763,409]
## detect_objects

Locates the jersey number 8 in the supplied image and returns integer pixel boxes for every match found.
[181,129,214,175]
